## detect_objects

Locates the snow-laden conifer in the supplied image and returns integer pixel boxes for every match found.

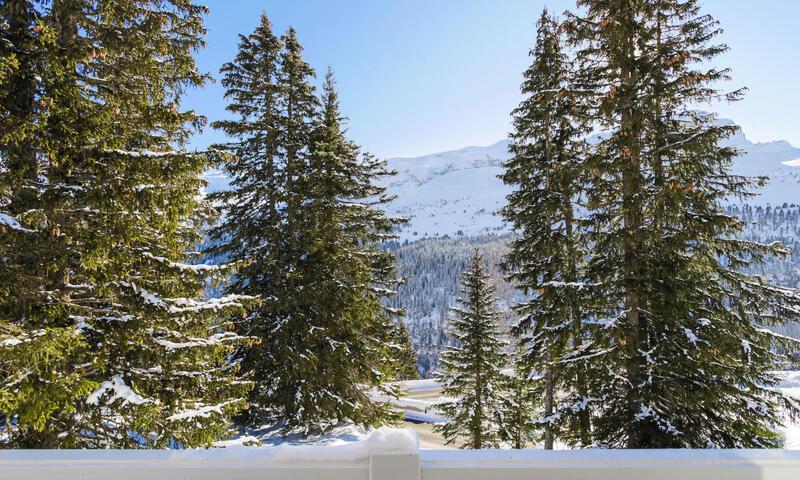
[563,0,800,447]
[0,0,253,448]
[210,18,404,434]
[391,321,421,381]
[434,250,507,449]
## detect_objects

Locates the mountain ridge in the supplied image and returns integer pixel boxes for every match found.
[203,120,800,242]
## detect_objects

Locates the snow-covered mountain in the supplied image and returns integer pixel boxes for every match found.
[385,141,511,241]
[203,121,800,241]
[384,126,800,241]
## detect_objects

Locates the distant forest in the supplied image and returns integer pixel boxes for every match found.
[389,203,800,377]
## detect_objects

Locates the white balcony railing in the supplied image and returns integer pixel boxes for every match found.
[1,428,800,480]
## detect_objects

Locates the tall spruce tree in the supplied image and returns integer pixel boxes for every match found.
[1,0,253,448]
[210,19,403,434]
[500,8,592,449]
[434,250,507,449]
[563,0,800,447]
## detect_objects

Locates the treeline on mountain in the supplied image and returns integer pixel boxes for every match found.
[2,0,799,451]
[393,203,800,379]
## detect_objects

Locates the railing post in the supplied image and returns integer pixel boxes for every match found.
[367,428,421,480]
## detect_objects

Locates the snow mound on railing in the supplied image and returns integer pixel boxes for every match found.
[367,427,419,454]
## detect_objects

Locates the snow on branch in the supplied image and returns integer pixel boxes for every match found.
[559,346,616,364]
[141,251,227,274]
[89,147,226,166]
[635,404,683,436]
[541,280,598,290]
[1,329,47,348]
[100,148,203,158]
[0,212,34,233]
[86,374,153,406]
[166,399,239,422]
[168,295,254,313]
[119,281,254,313]
[755,327,800,345]
[152,331,246,351]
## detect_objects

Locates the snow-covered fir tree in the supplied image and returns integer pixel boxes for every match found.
[0,0,254,448]
[500,8,592,449]
[0,0,94,443]
[434,250,507,449]
[562,0,800,447]
[209,17,403,434]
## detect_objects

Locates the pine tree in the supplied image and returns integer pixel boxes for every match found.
[500,8,592,449]
[1,0,252,448]
[391,321,420,381]
[563,0,800,447]
[434,249,507,449]
[0,0,97,440]
[210,20,403,434]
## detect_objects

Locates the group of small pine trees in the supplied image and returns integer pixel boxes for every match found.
[435,2,800,450]
[0,2,417,448]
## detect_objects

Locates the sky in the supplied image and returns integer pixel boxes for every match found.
[185,0,800,159]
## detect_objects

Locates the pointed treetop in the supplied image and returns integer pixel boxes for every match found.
[259,11,272,28]
[468,248,489,278]
[283,26,302,51]
[321,66,343,135]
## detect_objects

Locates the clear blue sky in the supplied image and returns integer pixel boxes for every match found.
[184,0,800,159]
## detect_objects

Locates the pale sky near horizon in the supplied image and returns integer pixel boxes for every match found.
[185,1,800,159]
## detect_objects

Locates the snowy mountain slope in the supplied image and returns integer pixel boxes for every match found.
[383,126,800,240]
[385,141,512,241]
[202,121,800,241]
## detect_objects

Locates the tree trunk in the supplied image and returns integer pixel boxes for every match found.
[563,186,591,446]
[617,3,646,449]
[543,365,555,449]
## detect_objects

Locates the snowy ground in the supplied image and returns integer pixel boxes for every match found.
[217,371,800,449]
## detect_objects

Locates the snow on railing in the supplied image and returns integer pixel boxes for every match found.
[2,428,800,480]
